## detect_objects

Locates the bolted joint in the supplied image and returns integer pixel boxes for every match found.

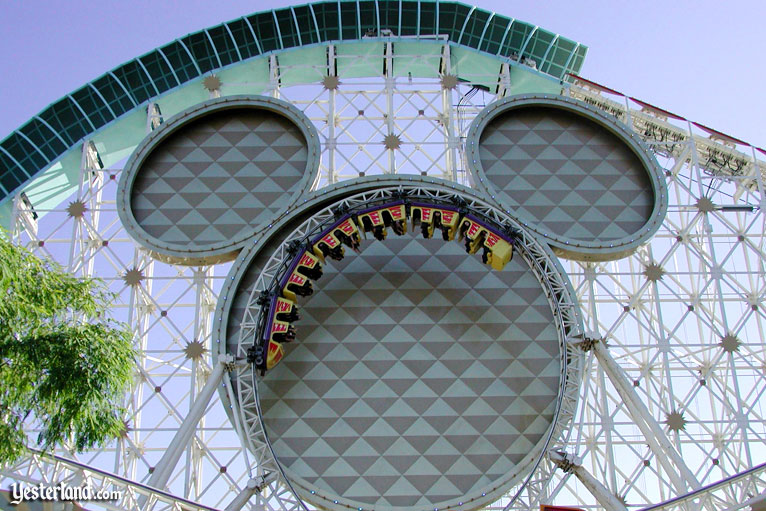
[220,353,237,371]
[286,239,303,257]
[332,203,350,219]
[251,472,279,492]
[256,290,271,307]
[568,334,602,352]
[503,225,521,241]
[450,195,468,209]
[225,472,280,511]
[391,188,409,202]
[549,450,579,473]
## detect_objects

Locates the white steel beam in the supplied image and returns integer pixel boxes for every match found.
[146,103,163,132]
[497,62,511,98]
[327,44,337,184]
[12,192,37,237]
[640,461,766,511]
[591,340,701,493]
[0,450,219,511]
[123,248,154,483]
[269,54,280,99]
[224,472,278,511]
[186,266,217,500]
[385,41,396,174]
[146,355,234,492]
[550,451,628,511]
[441,43,459,182]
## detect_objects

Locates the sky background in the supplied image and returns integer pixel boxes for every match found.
[1,0,765,148]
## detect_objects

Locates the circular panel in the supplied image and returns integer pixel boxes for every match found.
[117,95,320,263]
[482,109,651,241]
[467,95,667,261]
[260,232,560,511]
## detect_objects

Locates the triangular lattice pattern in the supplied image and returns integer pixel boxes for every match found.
[131,109,307,247]
[479,107,653,242]
[260,233,560,510]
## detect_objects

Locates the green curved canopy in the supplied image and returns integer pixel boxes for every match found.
[0,0,586,218]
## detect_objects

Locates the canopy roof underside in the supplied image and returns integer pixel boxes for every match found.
[0,0,587,213]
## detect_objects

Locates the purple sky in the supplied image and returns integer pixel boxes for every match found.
[1,0,765,148]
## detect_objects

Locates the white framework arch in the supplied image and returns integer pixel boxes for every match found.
[2,14,766,511]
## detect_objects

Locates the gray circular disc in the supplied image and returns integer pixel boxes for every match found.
[467,95,667,261]
[117,96,320,264]
[259,231,561,511]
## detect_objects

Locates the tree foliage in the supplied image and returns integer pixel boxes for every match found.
[0,237,135,463]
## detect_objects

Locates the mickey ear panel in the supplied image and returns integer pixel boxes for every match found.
[117,95,320,265]
[467,95,668,261]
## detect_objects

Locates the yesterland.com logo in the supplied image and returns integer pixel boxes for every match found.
[7,481,122,506]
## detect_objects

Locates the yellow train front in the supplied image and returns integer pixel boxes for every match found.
[357,203,407,240]
[262,246,328,372]
[258,202,517,373]
[312,217,361,262]
[458,215,514,271]
[262,296,300,371]
[411,203,461,240]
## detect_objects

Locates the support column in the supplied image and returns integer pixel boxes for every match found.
[269,55,280,99]
[13,192,38,238]
[497,62,511,99]
[123,104,156,480]
[224,472,278,511]
[123,249,154,481]
[146,355,234,491]
[185,266,217,500]
[384,41,396,174]
[440,44,459,183]
[327,45,337,185]
[550,452,627,511]
[146,103,163,132]
[124,93,156,478]
[588,339,700,493]
[67,141,104,275]
[83,142,104,278]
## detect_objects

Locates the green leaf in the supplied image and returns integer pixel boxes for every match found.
[0,237,135,464]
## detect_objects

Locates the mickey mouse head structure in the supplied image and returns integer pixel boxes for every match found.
[117,95,321,265]
[117,93,666,511]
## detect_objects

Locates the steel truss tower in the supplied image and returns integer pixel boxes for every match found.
[1,3,765,511]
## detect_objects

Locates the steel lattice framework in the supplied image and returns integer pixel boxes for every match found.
[221,183,584,511]
[2,17,766,511]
